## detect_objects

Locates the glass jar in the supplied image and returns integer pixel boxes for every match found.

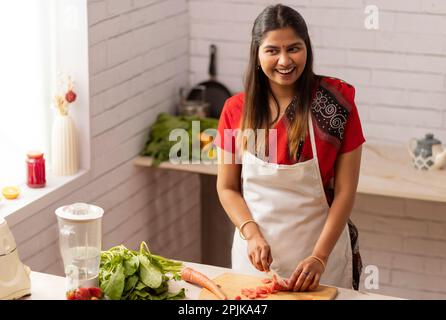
[26,151,46,188]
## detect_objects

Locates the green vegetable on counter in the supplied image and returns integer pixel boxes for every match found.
[141,112,219,165]
[99,241,185,300]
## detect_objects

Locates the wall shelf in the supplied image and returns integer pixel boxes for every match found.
[134,143,446,203]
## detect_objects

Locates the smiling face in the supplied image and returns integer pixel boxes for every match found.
[258,27,307,95]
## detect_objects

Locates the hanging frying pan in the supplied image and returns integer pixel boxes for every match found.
[187,44,232,119]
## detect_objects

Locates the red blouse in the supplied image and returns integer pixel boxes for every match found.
[214,76,366,205]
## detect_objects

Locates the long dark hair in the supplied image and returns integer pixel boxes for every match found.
[240,4,316,159]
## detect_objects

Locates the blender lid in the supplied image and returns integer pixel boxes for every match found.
[55,202,104,221]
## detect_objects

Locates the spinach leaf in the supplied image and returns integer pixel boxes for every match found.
[138,255,163,289]
[124,256,139,276]
[103,264,125,300]
[124,274,139,293]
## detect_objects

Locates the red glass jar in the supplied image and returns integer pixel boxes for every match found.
[26,151,46,188]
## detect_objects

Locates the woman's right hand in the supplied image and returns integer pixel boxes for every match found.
[247,234,273,272]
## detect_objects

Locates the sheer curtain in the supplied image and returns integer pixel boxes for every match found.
[0,0,54,186]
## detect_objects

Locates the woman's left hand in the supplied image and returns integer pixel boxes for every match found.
[287,256,325,292]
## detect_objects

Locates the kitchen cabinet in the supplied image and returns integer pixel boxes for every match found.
[24,261,402,300]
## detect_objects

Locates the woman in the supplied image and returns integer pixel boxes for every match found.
[215,4,364,292]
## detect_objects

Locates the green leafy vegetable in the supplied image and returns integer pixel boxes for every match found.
[103,263,125,300]
[138,255,163,289]
[141,112,219,165]
[99,241,185,300]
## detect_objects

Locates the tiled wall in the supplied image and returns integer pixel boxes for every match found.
[189,0,446,144]
[10,0,202,276]
[189,0,446,299]
[354,194,446,299]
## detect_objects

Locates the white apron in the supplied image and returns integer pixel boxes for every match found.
[231,113,353,289]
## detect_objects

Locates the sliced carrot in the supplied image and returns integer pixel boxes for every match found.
[271,274,289,290]
[181,267,227,300]
[256,286,268,294]
[241,288,256,298]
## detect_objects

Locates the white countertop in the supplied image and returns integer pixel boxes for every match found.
[24,261,402,300]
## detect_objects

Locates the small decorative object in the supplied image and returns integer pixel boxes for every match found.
[407,133,446,170]
[51,74,79,176]
[26,151,46,188]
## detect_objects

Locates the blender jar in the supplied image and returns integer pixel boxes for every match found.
[55,203,104,291]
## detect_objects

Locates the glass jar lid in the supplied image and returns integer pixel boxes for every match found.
[27,151,44,159]
[55,202,103,221]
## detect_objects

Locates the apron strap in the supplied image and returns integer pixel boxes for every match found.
[308,111,329,209]
[308,112,318,160]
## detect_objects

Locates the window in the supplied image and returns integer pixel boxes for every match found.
[0,0,54,186]
[0,0,90,219]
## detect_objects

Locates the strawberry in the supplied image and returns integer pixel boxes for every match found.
[74,287,91,300]
[65,90,77,103]
[88,287,102,299]
[66,290,76,300]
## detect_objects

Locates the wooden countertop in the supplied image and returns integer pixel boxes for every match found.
[134,143,446,203]
[24,261,401,300]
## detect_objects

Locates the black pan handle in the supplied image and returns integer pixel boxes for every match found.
[209,44,217,79]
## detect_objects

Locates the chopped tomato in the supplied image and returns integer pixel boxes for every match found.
[234,295,241,300]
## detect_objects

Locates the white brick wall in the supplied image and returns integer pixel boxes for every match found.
[10,0,201,277]
[188,0,446,299]
[7,0,446,300]
[189,0,446,144]
[355,194,446,299]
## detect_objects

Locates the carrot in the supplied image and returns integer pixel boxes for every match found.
[181,267,227,300]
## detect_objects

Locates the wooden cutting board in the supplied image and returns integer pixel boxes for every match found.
[199,273,338,300]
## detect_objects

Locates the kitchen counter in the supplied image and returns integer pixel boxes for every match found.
[134,142,446,203]
[24,261,402,300]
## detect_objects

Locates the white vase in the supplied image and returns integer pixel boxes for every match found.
[51,114,79,176]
